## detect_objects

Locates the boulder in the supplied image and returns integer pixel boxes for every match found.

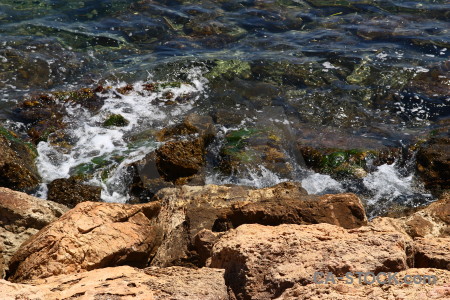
[0,265,227,300]
[276,268,450,300]
[401,193,450,239]
[47,178,102,208]
[0,187,68,275]
[151,182,366,267]
[414,238,450,270]
[0,129,40,191]
[209,223,413,300]
[416,137,450,196]
[7,201,161,282]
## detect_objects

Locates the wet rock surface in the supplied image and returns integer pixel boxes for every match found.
[47,178,102,208]
[7,201,161,282]
[0,127,40,191]
[416,136,450,196]
[0,187,68,276]
[209,223,414,300]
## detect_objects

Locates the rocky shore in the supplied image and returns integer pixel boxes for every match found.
[0,183,449,299]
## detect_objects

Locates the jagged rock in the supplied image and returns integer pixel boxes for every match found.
[209,223,413,300]
[47,178,102,208]
[156,113,216,144]
[156,138,206,182]
[215,193,367,230]
[0,265,228,299]
[0,128,40,191]
[0,187,68,276]
[276,268,450,300]
[7,201,161,282]
[401,193,450,239]
[416,137,450,196]
[414,238,450,270]
[152,182,367,267]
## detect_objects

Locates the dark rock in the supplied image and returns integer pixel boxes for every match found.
[0,246,5,279]
[193,229,222,266]
[0,128,40,191]
[47,178,102,208]
[416,137,450,196]
[156,138,206,182]
[102,114,129,127]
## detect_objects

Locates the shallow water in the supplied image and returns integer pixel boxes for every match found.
[0,0,449,217]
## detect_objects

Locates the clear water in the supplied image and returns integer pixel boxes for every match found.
[0,0,449,216]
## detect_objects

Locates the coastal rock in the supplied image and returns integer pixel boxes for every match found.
[416,137,450,196]
[0,246,5,279]
[156,138,206,182]
[215,193,367,230]
[209,223,413,300]
[276,268,450,300]
[414,238,450,270]
[0,265,227,299]
[0,187,68,275]
[47,178,102,208]
[402,193,450,238]
[152,182,365,267]
[7,201,161,282]
[0,128,40,191]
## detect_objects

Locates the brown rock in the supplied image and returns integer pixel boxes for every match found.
[157,113,216,144]
[0,265,227,299]
[416,137,450,196]
[0,246,5,279]
[47,178,101,208]
[216,193,367,230]
[0,187,68,275]
[209,223,413,300]
[276,268,450,300]
[7,201,162,282]
[0,132,40,191]
[152,182,366,267]
[156,138,206,182]
[402,194,450,239]
[415,237,450,270]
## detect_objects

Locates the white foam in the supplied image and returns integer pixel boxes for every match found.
[35,68,208,202]
[301,173,344,194]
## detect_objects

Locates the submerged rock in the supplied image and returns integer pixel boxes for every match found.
[0,266,228,300]
[0,188,68,277]
[209,223,413,300]
[102,113,129,127]
[7,201,161,282]
[47,178,102,208]
[0,127,40,191]
[416,136,450,196]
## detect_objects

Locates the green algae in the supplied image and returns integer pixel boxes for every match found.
[103,114,129,127]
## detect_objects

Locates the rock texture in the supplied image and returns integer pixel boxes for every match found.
[414,238,450,270]
[209,223,413,300]
[401,193,450,239]
[276,268,450,300]
[47,178,102,208]
[0,265,227,300]
[0,132,40,191]
[416,137,450,196]
[151,182,366,267]
[0,187,68,275]
[7,201,161,282]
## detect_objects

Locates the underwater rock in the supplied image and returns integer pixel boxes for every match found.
[14,87,107,144]
[416,136,450,196]
[0,127,40,191]
[7,201,161,282]
[47,178,102,208]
